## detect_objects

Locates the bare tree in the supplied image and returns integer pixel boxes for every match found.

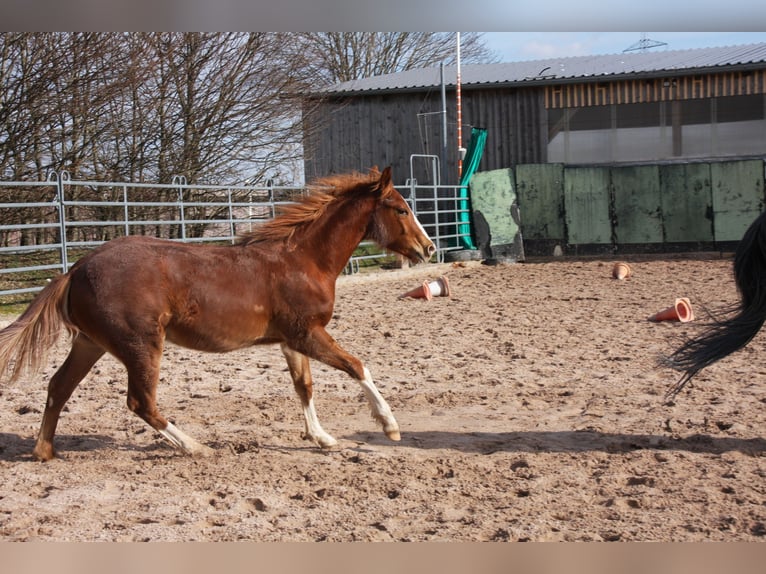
[0,33,66,180]
[41,33,136,179]
[106,32,309,186]
[0,32,312,243]
[0,32,309,185]
[296,32,497,85]
[0,33,147,181]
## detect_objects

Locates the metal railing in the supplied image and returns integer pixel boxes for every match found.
[0,172,474,298]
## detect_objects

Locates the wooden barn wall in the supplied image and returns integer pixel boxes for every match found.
[460,88,547,170]
[303,93,448,185]
[303,88,547,186]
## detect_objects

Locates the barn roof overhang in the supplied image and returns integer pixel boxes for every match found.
[311,64,766,99]
[307,42,766,99]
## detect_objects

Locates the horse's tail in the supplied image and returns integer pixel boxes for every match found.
[0,273,76,383]
[665,210,766,400]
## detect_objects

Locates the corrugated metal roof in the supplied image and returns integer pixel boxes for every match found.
[322,42,766,95]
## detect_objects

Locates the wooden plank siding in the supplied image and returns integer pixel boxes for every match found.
[461,88,547,172]
[303,87,547,185]
[303,93,448,184]
[545,70,766,109]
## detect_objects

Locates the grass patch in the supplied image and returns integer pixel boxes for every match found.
[0,248,90,312]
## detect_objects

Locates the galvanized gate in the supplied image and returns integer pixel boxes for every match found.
[0,172,472,298]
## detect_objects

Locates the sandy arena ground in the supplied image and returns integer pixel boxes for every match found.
[1,255,766,542]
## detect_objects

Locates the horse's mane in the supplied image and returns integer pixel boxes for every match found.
[237,170,389,245]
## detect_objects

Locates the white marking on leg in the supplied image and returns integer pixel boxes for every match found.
[159,422,213,456]
[358,367,400,440]
[302,398,338,448]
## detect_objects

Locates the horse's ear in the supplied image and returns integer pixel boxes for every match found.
[371,166,392,197]
[379,166,392,187]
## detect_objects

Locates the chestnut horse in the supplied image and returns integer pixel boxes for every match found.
[0,167,435,461]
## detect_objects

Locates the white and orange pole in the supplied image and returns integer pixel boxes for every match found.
[456,32,463,179]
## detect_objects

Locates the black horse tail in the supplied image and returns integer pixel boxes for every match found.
[666,209,766,400]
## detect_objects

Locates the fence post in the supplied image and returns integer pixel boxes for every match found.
[227,189,235,241]
[53,170,70,273]
[431,180,443,263]
[122,184,130,237]
[266,178,275,219]
[173,175,187,240]
[408,178,418,215]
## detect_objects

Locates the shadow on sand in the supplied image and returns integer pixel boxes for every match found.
[345,429,766,456]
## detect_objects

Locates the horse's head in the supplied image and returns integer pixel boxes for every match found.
[367,166,435,264]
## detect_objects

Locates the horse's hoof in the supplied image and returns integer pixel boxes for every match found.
[385,428,401,441]
[302,431,337,449]
[318,436,338,449]
[32,443,56,462]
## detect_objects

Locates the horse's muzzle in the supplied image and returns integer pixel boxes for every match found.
[412,242,435,263]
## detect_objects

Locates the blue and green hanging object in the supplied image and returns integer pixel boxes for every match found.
[457,127,487,250]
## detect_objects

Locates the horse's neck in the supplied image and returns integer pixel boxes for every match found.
[301,196,374,275]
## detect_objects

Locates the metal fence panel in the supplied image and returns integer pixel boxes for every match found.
[0,173,471,298]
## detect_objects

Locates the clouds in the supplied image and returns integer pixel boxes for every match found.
[520,39,592,60]
[484,32,766,63]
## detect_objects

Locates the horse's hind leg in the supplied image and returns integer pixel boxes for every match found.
[33,334,105,461]
[122,348,212,457]
[280,344,338,448]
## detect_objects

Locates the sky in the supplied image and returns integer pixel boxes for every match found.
[4,0,766,33]
[482,32,766,63]
[4,0,766,31]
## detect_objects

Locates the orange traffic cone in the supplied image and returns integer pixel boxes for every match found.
[399,280,432,301]
[398,276,451,300]
[612,262,632,280]
[426,276,450,298]
[648,297,695,323]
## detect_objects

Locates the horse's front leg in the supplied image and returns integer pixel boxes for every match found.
[288,327,400,442]
[355,365,401,441]
[280,343,338,448]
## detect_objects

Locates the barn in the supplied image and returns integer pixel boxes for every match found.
[303,43,766,256]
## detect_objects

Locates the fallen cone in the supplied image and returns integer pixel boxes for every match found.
[648,297,695,323]
[612,262,632,280]
[398,280,432,301]
[398,276,451,300]
[426,276,450,298]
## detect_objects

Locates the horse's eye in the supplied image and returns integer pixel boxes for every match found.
[396,208,408,216]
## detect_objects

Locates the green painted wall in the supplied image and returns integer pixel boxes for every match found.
[659,163,713,243]
[468,168,524,260]
[515,163,565,241]
[711,160,764,242]
[612,165,663,244]
[502,159,765,255]
[563,167,612,245]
